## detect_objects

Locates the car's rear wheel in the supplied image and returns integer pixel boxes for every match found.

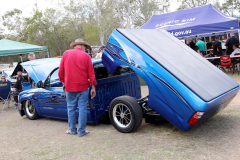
[109,96,143,133]
[24,100,40,120]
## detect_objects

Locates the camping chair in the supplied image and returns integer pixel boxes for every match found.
[0,81,16,113]
[220,55,234,75]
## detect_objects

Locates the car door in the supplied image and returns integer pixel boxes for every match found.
[37,68,67,119]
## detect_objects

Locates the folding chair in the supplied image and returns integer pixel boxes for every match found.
[220,55,234,75]
[0,81,16,113]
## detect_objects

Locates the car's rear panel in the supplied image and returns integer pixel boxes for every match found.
[87,72,141,124]
[102,29,240,131]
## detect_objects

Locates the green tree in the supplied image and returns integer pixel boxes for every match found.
[83,0,119,45]
[176,0,217,10]
[2,9,23,41]
[134,0,170,27]
[112,0,169,29]
[220,0,240,17]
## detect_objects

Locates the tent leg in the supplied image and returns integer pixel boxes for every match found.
[238,29,240,44]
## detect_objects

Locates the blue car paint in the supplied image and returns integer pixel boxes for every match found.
[18,58,141,125]
[102,29,240,131]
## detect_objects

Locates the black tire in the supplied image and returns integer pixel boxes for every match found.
[109,96,143,133]
[24,100,40,120]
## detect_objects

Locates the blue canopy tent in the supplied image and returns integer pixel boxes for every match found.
[141,4,240,40]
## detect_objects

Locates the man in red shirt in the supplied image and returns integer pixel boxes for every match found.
[58,38,97,137]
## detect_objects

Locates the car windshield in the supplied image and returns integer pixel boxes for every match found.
[3,70,13,78]
[50,68,59,83]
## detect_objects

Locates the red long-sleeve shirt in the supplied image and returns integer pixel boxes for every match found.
[58,48,97,92]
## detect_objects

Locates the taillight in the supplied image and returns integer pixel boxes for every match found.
[188,111,205,125]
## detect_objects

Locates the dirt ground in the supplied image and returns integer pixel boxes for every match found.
[1,71,240,160]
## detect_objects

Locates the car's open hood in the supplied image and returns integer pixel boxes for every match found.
[21,58,61,83]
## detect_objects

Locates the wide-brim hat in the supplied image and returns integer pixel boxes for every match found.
[70,38,91,49]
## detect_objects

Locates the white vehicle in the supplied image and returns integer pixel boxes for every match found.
[1,68,16,85]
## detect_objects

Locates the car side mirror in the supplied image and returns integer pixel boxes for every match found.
[37,81,43,88]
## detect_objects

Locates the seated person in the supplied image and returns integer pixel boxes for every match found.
[210,46,225,66]
[0,75,8,83]
[230,44,240,57]
[212,46,225,57]
[12,75,27,103]
[0,75,11,103]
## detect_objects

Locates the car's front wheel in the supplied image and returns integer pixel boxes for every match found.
[24,100,40,120]
[109,96,143,133]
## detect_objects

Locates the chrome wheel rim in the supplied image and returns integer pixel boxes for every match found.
[25,101,35,117]
[113,103,132,128]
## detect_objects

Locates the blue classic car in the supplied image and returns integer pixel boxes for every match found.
[18,58,141,131]
[18,29,240,133]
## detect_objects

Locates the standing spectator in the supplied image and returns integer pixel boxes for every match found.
[193,45,203,56]
[225,33,239,55]
[26,53,36,82]
[196,38,206,56]
[189,40,195,50]
[17,71,22,76]
[230,44,240,57]
[58,38,97,137]
[12,75,26,103]
[95,46,105,58]
[28,52,36,61]
[212,36,221,55]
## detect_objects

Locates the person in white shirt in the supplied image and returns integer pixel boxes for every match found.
[95,46,105,58]
[230,44,240,57]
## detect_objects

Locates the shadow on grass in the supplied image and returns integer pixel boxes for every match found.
[137,113,240,140]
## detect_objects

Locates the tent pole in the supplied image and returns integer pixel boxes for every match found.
[47,50,49,58]
[20,56,23,72]
[238,29,240,44]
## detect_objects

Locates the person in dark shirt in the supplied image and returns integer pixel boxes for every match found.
[225,33,239,55]
[12,75,26,103]
[216,46,225,56]
[210,46,225,66]
[189,40,195,50]
[212,36,221,55]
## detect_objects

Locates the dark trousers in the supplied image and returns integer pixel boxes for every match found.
[200,51,206,56]
[13,91,21,103]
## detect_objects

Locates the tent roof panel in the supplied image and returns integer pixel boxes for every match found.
[141,4,239,39]
[0,39,48,56]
